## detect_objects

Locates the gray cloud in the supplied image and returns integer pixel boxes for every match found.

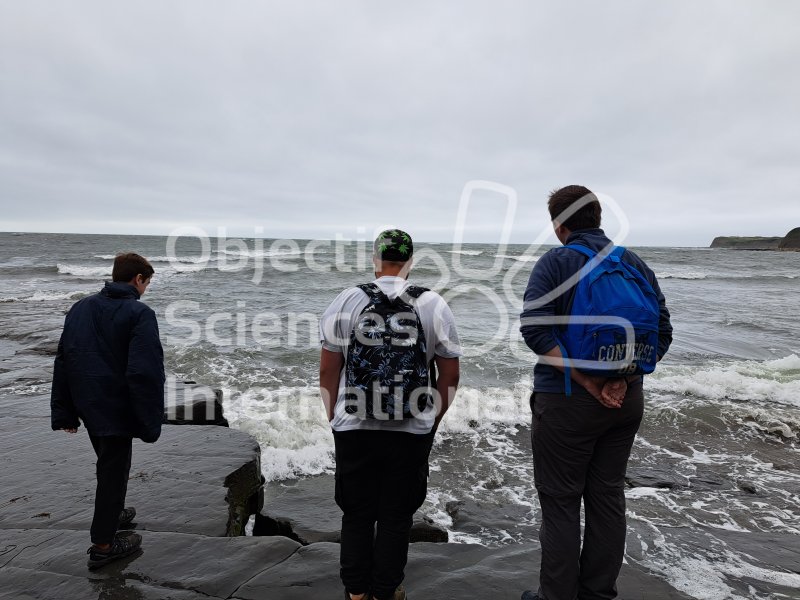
[1,0,799,246]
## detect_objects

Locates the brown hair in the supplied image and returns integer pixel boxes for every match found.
[112,253,154,283]
[547,185,602,231]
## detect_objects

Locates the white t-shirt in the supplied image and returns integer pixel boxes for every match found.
[319,276,462,434]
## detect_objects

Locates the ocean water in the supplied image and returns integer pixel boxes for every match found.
[1,231,799,599]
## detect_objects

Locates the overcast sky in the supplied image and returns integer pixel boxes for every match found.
[1,1,799,246]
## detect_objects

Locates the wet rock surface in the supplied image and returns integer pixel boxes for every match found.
[0,530,694,600]
[257,475,448,544]
[0,390,702,599]
[445,498,533,541]
[0,529,301,600]
[164,379,228,427]
[0,399,263,537]
[233,540,694,599]
[626,466,689,490]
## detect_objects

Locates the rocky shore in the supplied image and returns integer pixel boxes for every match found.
[0,384,698,599]
[2,323,798,599]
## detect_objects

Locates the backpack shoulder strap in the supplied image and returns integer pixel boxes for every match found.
[565,244,628,263]
[356,283,389,305]
[564,243,597,259]
[404,285,429,300]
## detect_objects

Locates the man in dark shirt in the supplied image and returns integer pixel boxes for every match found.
[519,186,672,600]
[51,253,165,569]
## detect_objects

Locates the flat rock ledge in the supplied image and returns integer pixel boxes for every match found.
[0,530,693,600]
[0,393,695,599]
[0,409,263,537]
[256,475,449,544]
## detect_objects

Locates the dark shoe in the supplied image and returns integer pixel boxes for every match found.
[374,587,405,600]
[86,532,142,570]
[118,506,136,527]
[520,592,540,600]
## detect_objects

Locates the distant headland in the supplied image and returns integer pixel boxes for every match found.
[710,228,800,250]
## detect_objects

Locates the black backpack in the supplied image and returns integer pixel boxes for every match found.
[344,283,431,419]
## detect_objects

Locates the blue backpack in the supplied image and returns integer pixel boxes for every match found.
[555,244,660,394]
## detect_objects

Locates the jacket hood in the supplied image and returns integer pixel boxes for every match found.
[100,281,140,300]
[565,228,613,252]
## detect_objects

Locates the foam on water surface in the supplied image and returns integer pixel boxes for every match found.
[650,356,800,408]
[3,234,799,598]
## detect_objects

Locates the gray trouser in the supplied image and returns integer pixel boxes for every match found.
[531,382,644,600]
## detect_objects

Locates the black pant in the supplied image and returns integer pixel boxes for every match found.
[333,429,434,600]
[89,435,133,545]
[531,382,644,600]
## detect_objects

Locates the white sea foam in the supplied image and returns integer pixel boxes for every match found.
[761,354,800,371]
[216,376,534,482]
[24,290,89,302]
[57,263,111,278]
[655,271,708,279]
[637,536,800,600]
[222,384,334,481]
[3,382,50,395]
[436,379,532,434]
[650,355,800,409]
[58,262,184,280]
[625,487,669,499]
[150,255,214,264]
[94,253,217,264]
[495,254,539,263]
[657,271,797,281]
[446,249,484,256]
[217,248,305,259]
[217,355,800,481]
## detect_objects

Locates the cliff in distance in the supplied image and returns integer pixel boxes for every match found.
[711,229,800,250]
[778,227,800,250]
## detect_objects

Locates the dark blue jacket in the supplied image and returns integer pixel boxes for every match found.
[520,229,672,393]
[51,282,165,442]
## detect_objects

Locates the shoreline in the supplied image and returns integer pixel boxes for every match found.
[0,316,795,598]
[0,386,697,599]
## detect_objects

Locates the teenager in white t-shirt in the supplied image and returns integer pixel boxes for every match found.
[319,229,461,600]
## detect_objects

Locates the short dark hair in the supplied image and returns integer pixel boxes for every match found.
[112,253,154,283]
[547,185,601,231]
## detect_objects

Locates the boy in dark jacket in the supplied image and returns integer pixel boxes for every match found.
[51,253,165,569]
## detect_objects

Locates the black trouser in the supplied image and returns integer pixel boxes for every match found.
[89,435,133,545]
[333,429,434,600]
[531,382,644,600]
